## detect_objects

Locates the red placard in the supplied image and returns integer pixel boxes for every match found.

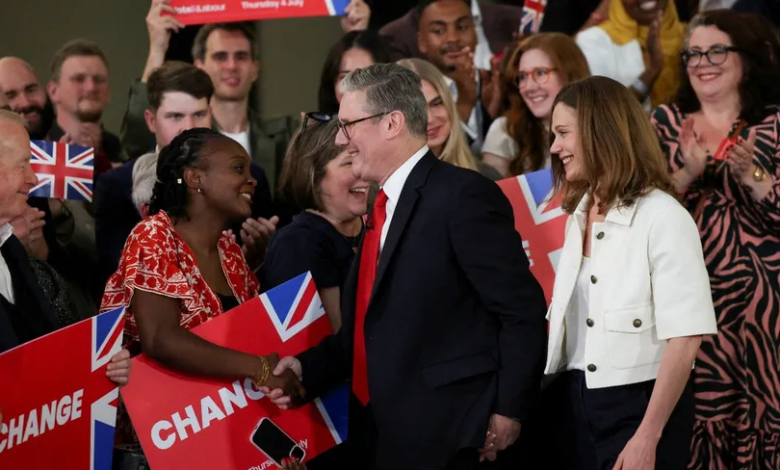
[498,169,567,304]
[169,0,349,26]
[120,272,349,470]
[0,308,125,470]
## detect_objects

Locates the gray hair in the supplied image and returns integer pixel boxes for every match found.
[0,109,27,160]
[340,63,428,137]
[131,153,158,215]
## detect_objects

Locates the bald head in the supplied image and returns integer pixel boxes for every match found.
[0,57,48,136]
[0,110,37,223]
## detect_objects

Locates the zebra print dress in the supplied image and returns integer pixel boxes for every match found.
[651,104,780,469]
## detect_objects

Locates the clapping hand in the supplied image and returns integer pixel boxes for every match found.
[240,215,279,270]
[679,118,708,183]
[727,128,758,185]
[281,457,306,469]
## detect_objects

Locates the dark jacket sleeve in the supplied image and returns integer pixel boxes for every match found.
[379,10,423,59]
[119,80,156,160]
[296,328,351,401]
[448,175,547,422]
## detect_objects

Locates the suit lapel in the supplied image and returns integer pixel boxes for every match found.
[370,152,437,304]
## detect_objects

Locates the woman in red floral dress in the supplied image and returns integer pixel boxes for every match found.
[101,129,303,462]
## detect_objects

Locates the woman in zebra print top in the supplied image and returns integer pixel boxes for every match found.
[651,10,780,469]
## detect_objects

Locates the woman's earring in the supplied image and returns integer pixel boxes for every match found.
[197,188,203,194]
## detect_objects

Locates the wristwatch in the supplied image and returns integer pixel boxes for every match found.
[753,165,768,183]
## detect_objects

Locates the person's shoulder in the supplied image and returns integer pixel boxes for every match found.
[636,189,692,226]
[129,211,173,240]
[379,7,417,35]
[575,25,612,45]
[650,103,681,125]
[270,213,334,249]
[433,160,503,200]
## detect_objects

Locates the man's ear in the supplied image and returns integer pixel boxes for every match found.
[144,109,157,135]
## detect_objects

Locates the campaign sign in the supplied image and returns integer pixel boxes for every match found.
[0,307,125,470]
[498,168,567,304]
[169,0,351,26]
[120,272,349,470]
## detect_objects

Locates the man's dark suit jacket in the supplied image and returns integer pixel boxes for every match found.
[297,151,547,469]
[0,236,58,353]
[93,155,276,287]
[379,1,523,61]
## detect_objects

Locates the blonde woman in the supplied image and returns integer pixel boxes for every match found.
[397,58,502,181]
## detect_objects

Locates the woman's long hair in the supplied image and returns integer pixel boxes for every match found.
[397,58,478,172]
[551,76,674,215]
[503,33,590,176]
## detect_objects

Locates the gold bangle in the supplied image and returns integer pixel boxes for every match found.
[254,356,270,387]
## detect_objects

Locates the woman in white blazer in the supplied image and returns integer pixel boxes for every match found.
[545,76,717,470]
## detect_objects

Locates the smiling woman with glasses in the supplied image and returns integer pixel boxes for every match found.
[650,10,780,470]
[481,33,589,178]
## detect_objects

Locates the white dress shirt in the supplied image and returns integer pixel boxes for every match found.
[545,190,718,389]
[564,257,591,372]
[471,0,493,71]
[0,223,16,304]
[379,146,429,253]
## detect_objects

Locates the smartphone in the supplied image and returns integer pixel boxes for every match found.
[250,418,305,467]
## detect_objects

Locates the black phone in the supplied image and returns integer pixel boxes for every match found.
[250,418,305,467]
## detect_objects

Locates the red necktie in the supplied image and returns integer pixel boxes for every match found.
[352,189,388,405]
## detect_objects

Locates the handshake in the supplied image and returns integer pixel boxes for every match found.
[255,354,306,410]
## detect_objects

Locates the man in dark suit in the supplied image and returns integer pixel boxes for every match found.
[94,61,275,285]
[263,63,547,469]
[0,111,131,429]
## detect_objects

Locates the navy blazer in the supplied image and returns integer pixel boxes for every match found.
[297,152,547,469]
[0,236,58,353]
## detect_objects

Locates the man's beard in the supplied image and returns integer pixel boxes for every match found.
[18,100,55,140]
[76,108,103,123]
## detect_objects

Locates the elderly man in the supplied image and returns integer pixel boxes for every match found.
[0,110,130,428]
[264,64,547,469]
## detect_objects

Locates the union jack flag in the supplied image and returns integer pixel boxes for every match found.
[29,140,94,202]
[261,272,349,444]
[520,0,547,36]
[498,168,566,304]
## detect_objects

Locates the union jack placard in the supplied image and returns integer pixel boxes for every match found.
[0,307,124,470]
[498,168,566,304]
[29,140,94,202]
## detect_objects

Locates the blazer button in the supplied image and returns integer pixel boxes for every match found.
[586,318,594,327]
[587,364,597,372]
[596,231,605,240]
[633,319,642,328]
[590,275,598,284]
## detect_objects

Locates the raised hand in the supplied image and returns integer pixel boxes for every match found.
[240,215,279,270]
[340,0,370,33]
[9,206,48,260]
[727,128,757,185]
[679,118,708,181]
[142,0,184,82]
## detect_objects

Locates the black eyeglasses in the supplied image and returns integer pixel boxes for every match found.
[300,111,333,133]
[681,46,739,67]
[337,112,388,141]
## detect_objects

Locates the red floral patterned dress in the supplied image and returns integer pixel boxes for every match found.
[100,210,260,450]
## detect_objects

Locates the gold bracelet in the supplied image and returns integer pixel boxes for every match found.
[254,356,270,387]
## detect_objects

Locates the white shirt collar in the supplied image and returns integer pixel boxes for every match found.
[0,223,14,248]
[471,0,482,24]
[381,146,429,206]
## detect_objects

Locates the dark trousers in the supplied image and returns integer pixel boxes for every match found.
[111,449,149,470]
[560,370,695,470]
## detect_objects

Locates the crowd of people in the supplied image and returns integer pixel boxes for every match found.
[0,0,779,469]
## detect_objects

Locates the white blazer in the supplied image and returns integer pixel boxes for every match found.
[544,189,718,389]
